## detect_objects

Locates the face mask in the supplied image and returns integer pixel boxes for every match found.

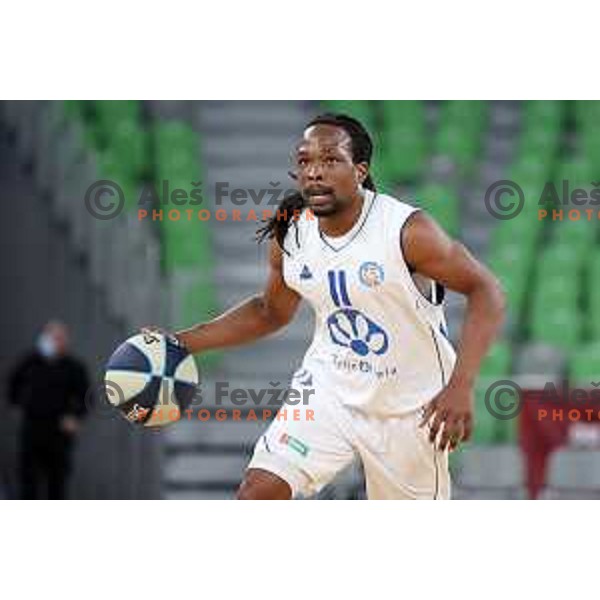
[37,333,57,359]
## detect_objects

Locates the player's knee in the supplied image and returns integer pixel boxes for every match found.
[236,468,292,500]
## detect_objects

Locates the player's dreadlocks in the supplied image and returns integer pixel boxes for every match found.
[256,113,377,253]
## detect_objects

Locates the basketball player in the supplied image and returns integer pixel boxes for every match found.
[172,113,506,499]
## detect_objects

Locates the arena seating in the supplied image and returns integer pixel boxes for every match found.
[182,99,600,499]
[7,100,599,499]
[318,101,600,498]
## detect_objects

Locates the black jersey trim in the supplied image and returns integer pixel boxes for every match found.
[428,326,446,500]
[400,210,448,309]
[429,325,447,388]
[433,449,440,500]
[318,191,377,253]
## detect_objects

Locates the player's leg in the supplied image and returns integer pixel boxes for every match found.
[238,391,355,499]
[354,407,451,500]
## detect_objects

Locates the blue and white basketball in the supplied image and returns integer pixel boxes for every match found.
[104,331,199,428]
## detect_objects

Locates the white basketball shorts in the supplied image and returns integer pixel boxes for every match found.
[247,385,450,500]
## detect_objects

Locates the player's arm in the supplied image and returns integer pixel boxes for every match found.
[402,211,507,451]
[174,239,301,355]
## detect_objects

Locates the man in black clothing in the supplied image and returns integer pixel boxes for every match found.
[8,321,90,499]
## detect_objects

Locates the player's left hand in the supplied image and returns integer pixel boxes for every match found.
[419,382,474,452]
[140,326,188,352]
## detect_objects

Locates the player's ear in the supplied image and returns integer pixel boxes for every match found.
[354,162,369,186]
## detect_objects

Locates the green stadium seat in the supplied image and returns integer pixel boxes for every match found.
[162,219,213,271]
[440,100,486,128]
[518,106,561,182]
[507,165,548,196]
[530,280,579,322]
[62,101,106,150]
[477,386,519,444]
[455,100,486,118]
[529,306,581,351]
[473,375,517,445]
[384,100,422,118]
[586,269,600,340]
[320,101,377,132]
[108,121,149,179]
[381,127,426,183]
[520,125,559,150]
[569,343,600,382]
[487,240,535,322]
[553,218,596,250]
[501,274,528,325]
[154,122,197,155]
[573,101,600,128]
[489,221,541,261]
[519,143,557,168]
[489,255,530,290]
[480,341,512,378]
[473,384,500,444]
[63,100,86,120]
[381,101,425,135]
[156,152,201,184]
[488,240,535,269]
[556,158,593,189]
[587,258,600,290]
[94,100,141,126]
[181,280,222,369]
[96,152,141,211]
[511,156,551,186]
[539,242,587,276]
[520,187,549,219]
[581,129,600,164]
[153,122,200,185]
[436,124,476,158]
[523,101,564,128]
[436,102,486,171]
[413,183,459,235]
[368,141,398,192]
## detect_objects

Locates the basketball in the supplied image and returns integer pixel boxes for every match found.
[104,331,199,428]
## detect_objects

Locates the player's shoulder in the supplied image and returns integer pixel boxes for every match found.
[374,190,420,223]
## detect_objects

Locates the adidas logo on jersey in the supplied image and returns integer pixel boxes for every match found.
[300,264,313,280]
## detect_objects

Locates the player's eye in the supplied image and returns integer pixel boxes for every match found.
[325,156,339,165]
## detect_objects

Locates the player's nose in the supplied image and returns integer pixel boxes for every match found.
[306,163,324,180]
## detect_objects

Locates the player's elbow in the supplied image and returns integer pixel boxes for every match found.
[257,296,294,332]
[471,270,507,327]
[269,306,295,330]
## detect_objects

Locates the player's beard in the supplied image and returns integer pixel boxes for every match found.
[304,188,339,216]
[310,200,339,217]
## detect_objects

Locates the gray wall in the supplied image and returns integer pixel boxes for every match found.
[0,121,161,499]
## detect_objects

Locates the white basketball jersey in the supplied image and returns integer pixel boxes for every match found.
[283,188,456,416]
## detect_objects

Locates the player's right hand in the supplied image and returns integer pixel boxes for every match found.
[140,326,189,352]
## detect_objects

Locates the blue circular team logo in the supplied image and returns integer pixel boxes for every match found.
[326,308,389,356]
[359,261,384,288]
